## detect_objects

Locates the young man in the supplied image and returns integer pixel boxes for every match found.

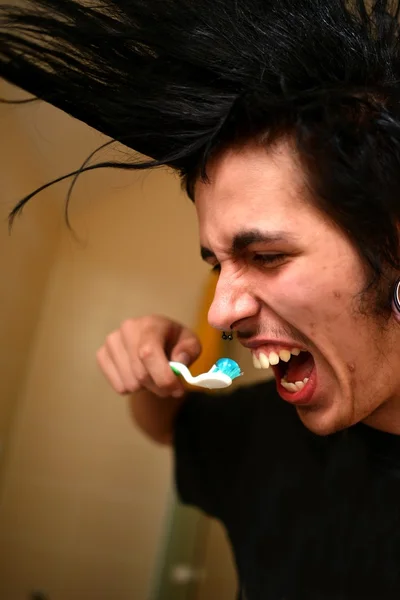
[97,140,400,600]
[1,1,400,597]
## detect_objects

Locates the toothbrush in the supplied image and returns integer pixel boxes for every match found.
[169,357,243,390]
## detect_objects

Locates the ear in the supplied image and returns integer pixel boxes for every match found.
[392,278,400,323]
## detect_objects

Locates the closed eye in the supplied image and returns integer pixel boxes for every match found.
[252,253,287,267]
[209,254,286,273]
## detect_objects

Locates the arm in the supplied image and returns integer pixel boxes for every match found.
[129,388,187,445]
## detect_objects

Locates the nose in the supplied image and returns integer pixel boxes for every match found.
[208,271,260,331]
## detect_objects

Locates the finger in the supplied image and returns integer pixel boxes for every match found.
[119,317,187,397]
[170,330,202,365]
[96,346,127,395]
[135,340,186,397]
[118,327,179,397]
[130,357,177,398]
[105,332,138,393]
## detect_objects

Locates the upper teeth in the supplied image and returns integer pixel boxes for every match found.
[252,348,303,370]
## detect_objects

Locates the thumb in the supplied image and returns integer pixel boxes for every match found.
[170,332,202,366]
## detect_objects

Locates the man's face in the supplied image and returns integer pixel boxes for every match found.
[195,140,400,435]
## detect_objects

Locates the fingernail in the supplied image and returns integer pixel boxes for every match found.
[172,389,184,398]
[176,352,190,365]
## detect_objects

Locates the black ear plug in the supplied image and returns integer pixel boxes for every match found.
[394,278,400,313]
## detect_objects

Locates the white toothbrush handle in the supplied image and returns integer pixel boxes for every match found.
[169,361,233,389]
[169,361,196,385]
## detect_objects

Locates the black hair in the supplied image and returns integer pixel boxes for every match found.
[1,0,400,303]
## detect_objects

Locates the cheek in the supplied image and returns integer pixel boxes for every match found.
[262,261,363,338]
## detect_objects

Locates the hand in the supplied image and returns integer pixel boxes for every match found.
[96,315,201,398]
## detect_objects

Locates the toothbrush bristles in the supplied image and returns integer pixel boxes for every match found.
[211,358,242,380]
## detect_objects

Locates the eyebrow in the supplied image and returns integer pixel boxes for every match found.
[200,229,297,261]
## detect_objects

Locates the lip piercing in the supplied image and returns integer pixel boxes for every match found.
[222,331,233,341]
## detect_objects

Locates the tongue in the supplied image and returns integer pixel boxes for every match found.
[285,352,314,383]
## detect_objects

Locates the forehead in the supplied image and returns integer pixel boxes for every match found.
[194,140,313,239]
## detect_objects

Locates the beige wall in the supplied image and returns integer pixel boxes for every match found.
[0,84,61,475]
[0,90,211,599]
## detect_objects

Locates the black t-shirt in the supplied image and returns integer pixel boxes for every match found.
[174,380,400,600]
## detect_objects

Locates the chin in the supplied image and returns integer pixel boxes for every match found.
[296,403,351,437]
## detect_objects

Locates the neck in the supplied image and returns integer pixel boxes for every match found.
[362,394,400,434]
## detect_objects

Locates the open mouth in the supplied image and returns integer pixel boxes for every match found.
[252,347,316,404]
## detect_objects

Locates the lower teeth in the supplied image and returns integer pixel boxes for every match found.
[281,377,309,393]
